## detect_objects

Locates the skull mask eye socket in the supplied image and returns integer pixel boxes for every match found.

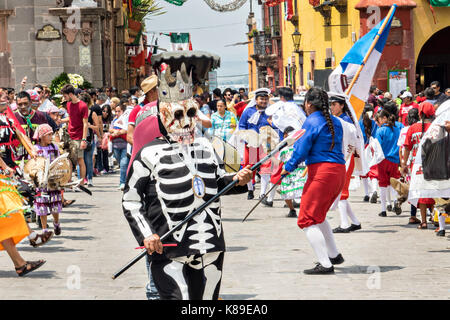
[187,108,197,118]
[174,110,184,121]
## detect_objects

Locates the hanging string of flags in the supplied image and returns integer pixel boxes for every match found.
[163,0,248,12]
[163,0,188,5]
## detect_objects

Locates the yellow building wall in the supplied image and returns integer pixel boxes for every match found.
[412,0,450,59]
[281,2,361,90]
[247,38,258,92]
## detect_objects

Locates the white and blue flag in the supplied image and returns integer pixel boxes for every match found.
[328,4,397,118]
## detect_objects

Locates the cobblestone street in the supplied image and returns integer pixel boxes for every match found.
[0,173,448,300]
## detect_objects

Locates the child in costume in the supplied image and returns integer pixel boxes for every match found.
[278,127,306,217]
[33,124,63,236]
[374,109,401,217]
[401,102,436,229]
[359,104,379,203]
[397,108,420,224]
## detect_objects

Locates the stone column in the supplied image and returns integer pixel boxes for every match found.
[0,9,14,88]
[6,0,37,90]
[33,0,64,86]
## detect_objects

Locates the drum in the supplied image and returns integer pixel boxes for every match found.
[236,129,260,148]
[258,126,280,153]
[211,136,241,173]
[47,154,72,190]
[23,156,49,188]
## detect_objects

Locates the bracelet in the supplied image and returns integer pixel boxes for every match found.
[81,139,87,142]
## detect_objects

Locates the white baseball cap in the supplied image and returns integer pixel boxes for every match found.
[400,91,412,99]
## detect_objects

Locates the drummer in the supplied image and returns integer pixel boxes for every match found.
[238,88,278,200]
[33,124,63,237]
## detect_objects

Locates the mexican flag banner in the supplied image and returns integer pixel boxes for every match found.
[430,0,449,6]
[170,33,192,51]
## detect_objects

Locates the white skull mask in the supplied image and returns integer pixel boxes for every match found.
[160,98,199,144]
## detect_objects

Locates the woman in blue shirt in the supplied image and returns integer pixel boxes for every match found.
[281,88,346,275]
[374,109,401,217]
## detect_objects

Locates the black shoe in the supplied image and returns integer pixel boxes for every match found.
[329,253,344,265]
[303,263,334,275]
[436,230,445,237]
[348,224,361,232]
[54,224,61,236]
[262,199,273,207]
[247,191,254,200]
[286,209,297,218]
[387,204,393,212]
[363,195,370,202]
[379,211,387,217]
[333,226,350,233]
[370,191,378,204]
[393,201,402,215]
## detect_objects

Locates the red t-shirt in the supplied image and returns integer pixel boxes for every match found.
[399,102,419,126]
[67,100,88,140]
[128,100,157,126]
[404,122,432,165]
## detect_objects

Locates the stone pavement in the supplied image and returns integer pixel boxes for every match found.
[0,173,449,300]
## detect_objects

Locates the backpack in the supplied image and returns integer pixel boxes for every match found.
[421,128,450,180]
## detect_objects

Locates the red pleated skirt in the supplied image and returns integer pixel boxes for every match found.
[298,162,346,229]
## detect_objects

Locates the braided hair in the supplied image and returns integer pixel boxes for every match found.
[362,104,374,140]
[342,102,356,125]
[305,87,335,150]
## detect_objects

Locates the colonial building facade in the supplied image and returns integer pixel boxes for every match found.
[248,0,449,95]
[0,0,129,90]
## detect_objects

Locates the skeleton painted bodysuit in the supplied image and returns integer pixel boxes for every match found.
[123,136,247,300]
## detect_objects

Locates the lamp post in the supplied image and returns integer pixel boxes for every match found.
[292,29,301,53]
[291,29,301,91]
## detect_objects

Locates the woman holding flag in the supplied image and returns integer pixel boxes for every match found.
[282,87,346,275]
[329,93,362,233]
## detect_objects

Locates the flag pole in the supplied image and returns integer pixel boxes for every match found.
[344,4,397,96]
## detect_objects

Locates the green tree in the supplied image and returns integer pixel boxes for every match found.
[131,0,165,22]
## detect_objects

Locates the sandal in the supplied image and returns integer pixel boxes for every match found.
[417,222,428,230]
[15,260,46,277]
[63,199,76,208]
[29,231,54,248]
[408,217,421,225]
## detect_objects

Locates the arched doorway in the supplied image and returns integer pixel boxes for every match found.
[416,26,450,92]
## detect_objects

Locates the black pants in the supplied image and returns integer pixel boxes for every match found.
[151,251,224,300]
[95,148,109,172]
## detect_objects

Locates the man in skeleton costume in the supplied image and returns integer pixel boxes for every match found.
[122,65,252,300]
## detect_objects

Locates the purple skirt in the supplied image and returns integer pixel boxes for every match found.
[35,188,63,216]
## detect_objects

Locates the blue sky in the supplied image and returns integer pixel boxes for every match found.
[144,0,262,84]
